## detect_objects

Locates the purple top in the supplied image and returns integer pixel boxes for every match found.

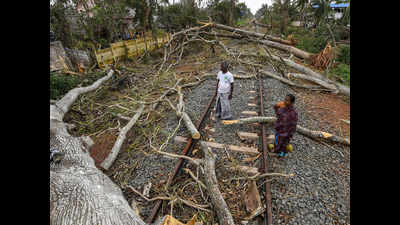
[274,105,298,138]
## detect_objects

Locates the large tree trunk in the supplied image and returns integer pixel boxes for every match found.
[205,22,295,46]
[247,38,312,60]
[50,70,152,225]
[243,53,350,96]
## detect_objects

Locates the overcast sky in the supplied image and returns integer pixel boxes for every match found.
[239,0,273,15]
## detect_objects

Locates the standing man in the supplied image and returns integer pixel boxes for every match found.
[272,94,298,158]
[215,62,234,120]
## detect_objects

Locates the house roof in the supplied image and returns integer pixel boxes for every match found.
[312,3,349,8]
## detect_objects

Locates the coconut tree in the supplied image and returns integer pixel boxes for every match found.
[295,0,310,27]
[273,0,291,34]
[311,0,332,27]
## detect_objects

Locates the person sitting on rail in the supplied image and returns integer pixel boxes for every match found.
[271,94,298,158]
[215,62,234,120]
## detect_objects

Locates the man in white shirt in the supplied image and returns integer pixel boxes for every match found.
[215,62,234,120]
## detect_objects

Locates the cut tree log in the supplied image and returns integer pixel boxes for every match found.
[222,117,350,145]
[100,104,145,170]
[50,69,153,225]
[243,180,263,216]
[174,136,259,155]
[199,142,235,225]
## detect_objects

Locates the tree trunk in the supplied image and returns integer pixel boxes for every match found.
[244,53,350,96]
[206,22,294,46]
[50,69,151,225]
[248,38,312,60]
[229,0,234,26]
[100,104,145,170]
[252,21,271,29]
[222,117,350,145]
[287,73,338,91]
[259,69,324,90]
[199,142,235,225]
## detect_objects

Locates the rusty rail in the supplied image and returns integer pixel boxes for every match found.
[258,76,273,225]
[145,91,217,224]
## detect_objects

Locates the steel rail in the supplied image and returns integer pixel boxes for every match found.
[258,76,273,225]
[145,91,217,224]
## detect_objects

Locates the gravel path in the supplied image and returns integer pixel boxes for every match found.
[259,72,350,225]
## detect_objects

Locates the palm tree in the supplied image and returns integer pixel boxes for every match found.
[273,0,290,34]
[311,0,332,27]
[295,0,309,27]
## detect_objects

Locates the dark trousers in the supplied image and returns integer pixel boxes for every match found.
[275,133,290,154]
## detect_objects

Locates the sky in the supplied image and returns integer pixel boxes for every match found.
[238,0,273,15]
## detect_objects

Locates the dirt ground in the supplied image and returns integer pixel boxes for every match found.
[295,89,350,138]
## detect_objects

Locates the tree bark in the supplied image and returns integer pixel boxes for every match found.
[50,69,151,225]
[287,73,338,91]
[247,38,312,60]
[259,69,325,90]
[167,86,200,139]
[252,21,272,29]
[222,117,350,145]
[100,104,145,170]
[244,53,350,96]
[199,142,235,225]
[204,22,295,46]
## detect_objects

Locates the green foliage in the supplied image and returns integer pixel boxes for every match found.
[331,63,350,86]
[337,45,350,65]
[157,3,204,31]
[287,26,327,53]
[50,73,81,100]
[208,0,251,25]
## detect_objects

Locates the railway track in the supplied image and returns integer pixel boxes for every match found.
[145,76,277,224]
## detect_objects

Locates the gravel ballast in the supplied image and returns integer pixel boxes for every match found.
[125,65,350,224]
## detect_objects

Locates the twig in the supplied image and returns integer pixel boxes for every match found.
[152,148,201,166]
[127,185,170,202]
[183,168,207,189]
[225,172,294,182]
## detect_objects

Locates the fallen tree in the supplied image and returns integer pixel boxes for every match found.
[154,141,236,225]
[198,22,312,60]
[165,86,201,139]
[100,104,145,170]
[240,53,350,96]
[200,142,235,225]
[222,117,350,146]
[200,22,294,46]
[50,69,155,225]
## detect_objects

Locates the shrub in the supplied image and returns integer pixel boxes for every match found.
[331,63,350,86]
[295,33,326,54]
[337,45,350,65]
[50,73,80,100]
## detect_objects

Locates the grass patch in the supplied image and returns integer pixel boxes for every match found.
[50,73,81,100]
[336,45,350,65]
[331,63,350,86]
[50,71,108,100]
